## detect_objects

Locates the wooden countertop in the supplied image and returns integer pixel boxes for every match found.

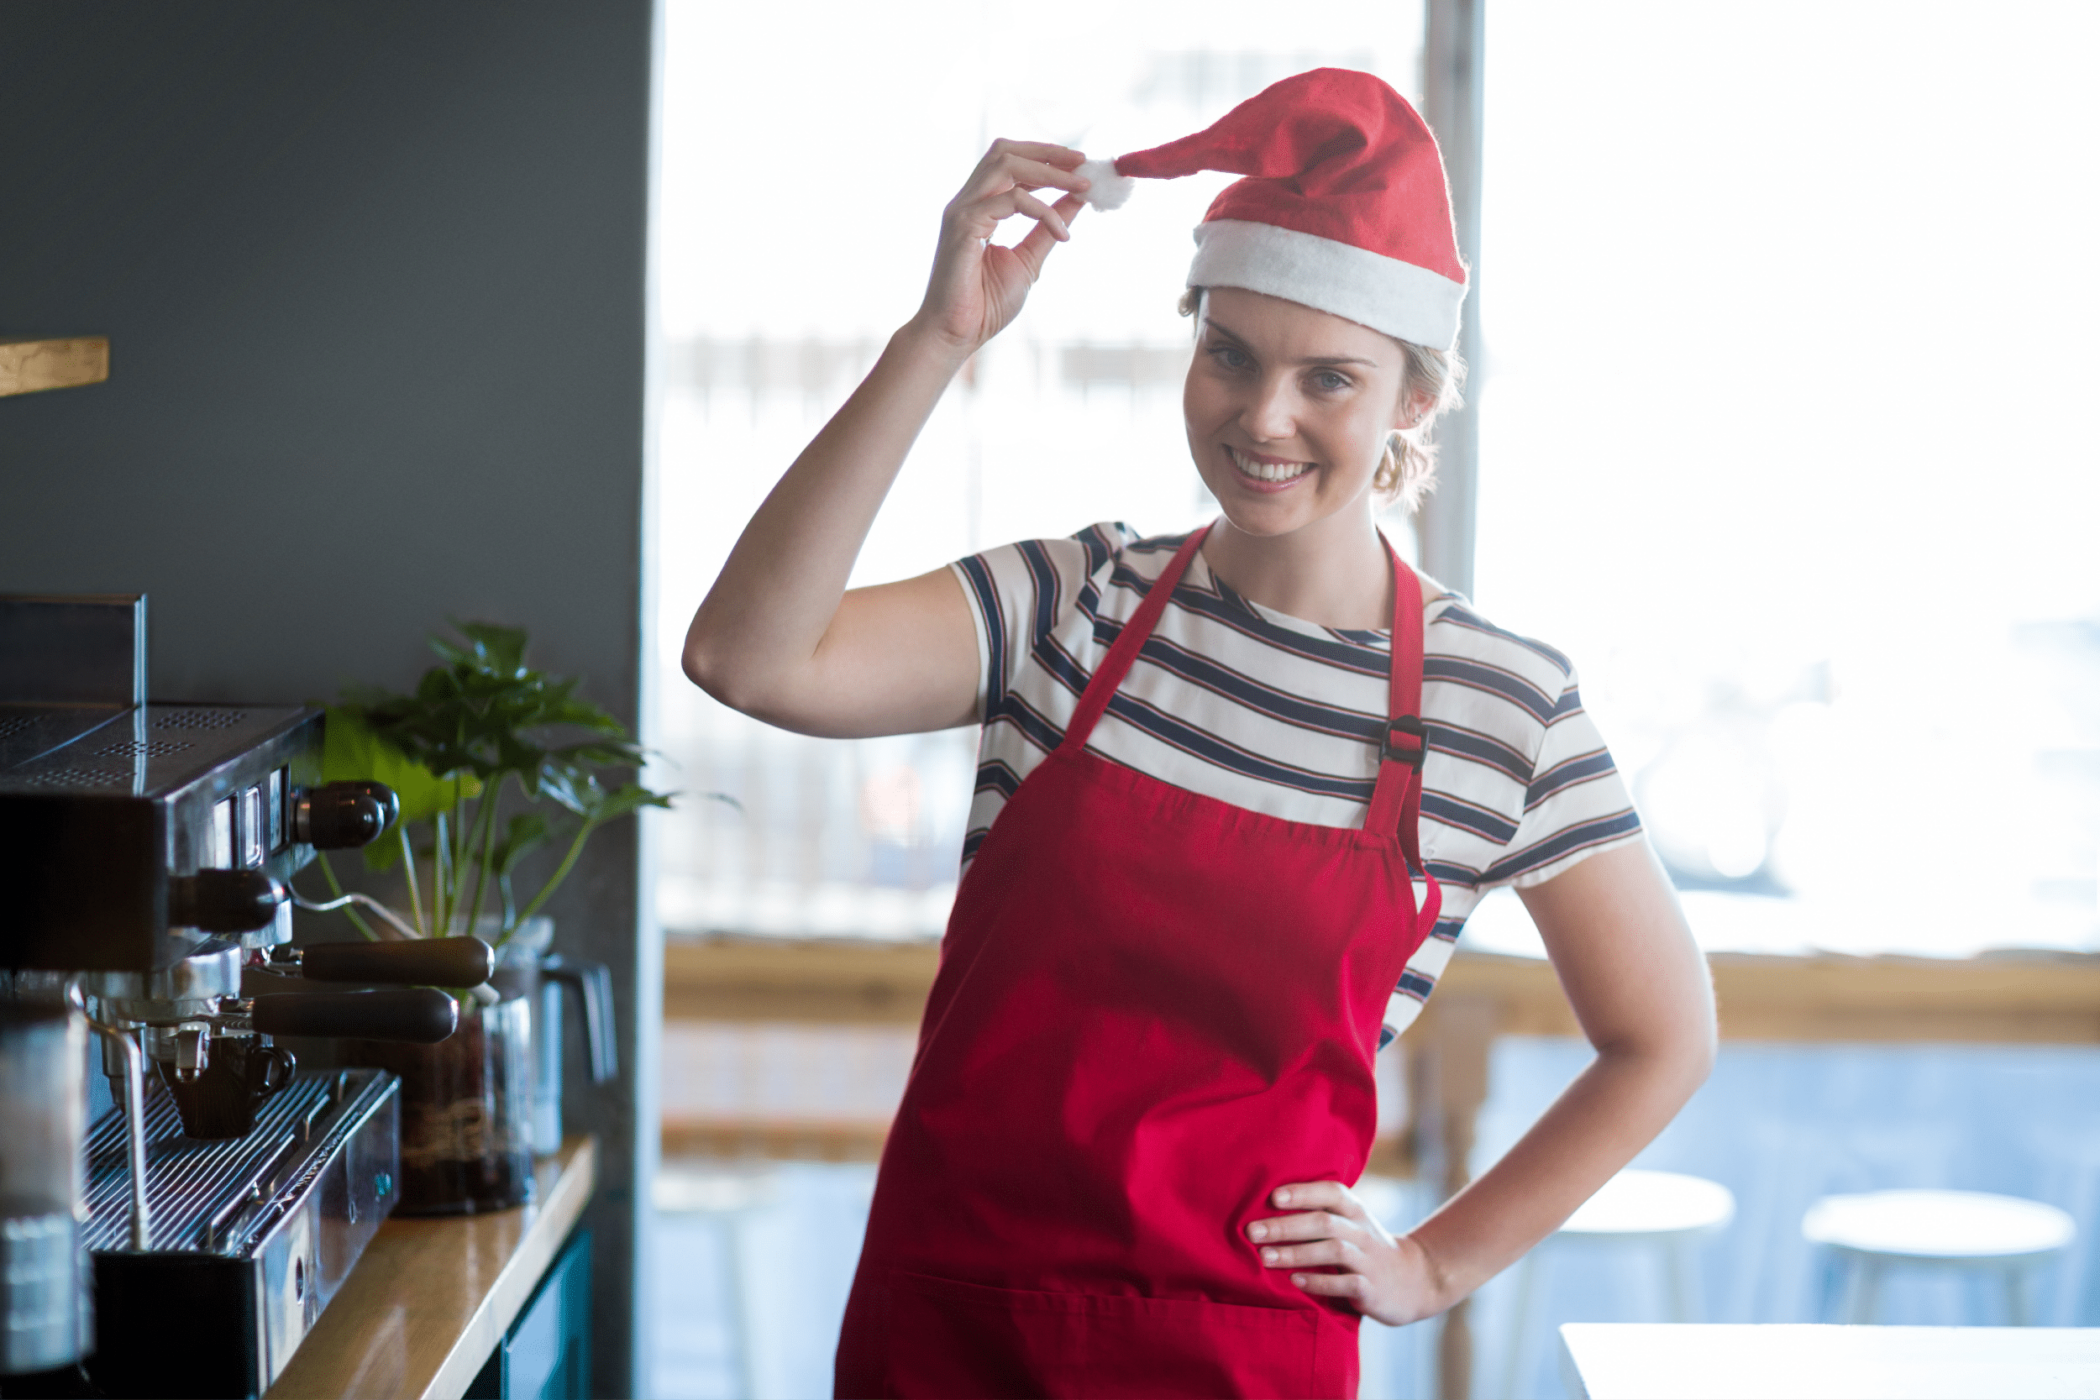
[0,337,109,396]
[267,1136,597,1400]
[662,936,2100,1043]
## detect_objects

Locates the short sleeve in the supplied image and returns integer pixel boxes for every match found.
[1488,668,1644,889]
[949,522,1132,720]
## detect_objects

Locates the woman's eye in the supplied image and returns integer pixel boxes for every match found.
[1311,370,1351,392]
[1208,345,1252,370]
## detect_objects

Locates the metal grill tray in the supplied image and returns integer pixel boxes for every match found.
[85,1067,392,1255]
[0,703,306,796]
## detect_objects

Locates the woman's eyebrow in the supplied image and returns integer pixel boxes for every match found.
[1201,317,1380,368]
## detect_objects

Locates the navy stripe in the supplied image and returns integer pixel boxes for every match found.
[1422,792,1520,845]
[1525,749,1620,810]
[1438,604,1574,674]
[955,553,1008,712]
[973,759,1023,800]
[1031,627,1095,700]
[1130,634,1386,743]
[1396,970,1437,1001]
[1097,691,1379,801]
[1095,550,1395,678]
[1423,722,1531,785]
[1425,657,1562,723]
[990,693,1068,757]
[1481,811,1644,884]
[1075,522,1124,573]
[1172,582,1391,677]
[1016,540,1064,653]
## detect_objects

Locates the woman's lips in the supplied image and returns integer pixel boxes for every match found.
[1227,445,1313,492]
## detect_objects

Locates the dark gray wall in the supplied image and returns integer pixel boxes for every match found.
[0,3,656,1392]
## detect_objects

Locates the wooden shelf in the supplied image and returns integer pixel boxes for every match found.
[266,1135,597,1400]
[0,337,109,397]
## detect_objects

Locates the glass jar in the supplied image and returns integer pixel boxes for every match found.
[351,989,534,1216]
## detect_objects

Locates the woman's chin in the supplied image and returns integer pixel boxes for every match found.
[1206,477,1359,540]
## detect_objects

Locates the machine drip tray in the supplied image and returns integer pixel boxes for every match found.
[82,1068,401,1400]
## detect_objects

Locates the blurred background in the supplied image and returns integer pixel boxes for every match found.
[647,1,2100,1397]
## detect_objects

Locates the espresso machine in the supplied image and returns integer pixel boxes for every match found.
[0,595,494,1398]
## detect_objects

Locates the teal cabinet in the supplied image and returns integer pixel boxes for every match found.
[467,1230,591,1400]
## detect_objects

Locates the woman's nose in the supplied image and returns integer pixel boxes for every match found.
[1241,378,1297,442]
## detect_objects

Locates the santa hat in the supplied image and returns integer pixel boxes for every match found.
[1076,69,1467,351]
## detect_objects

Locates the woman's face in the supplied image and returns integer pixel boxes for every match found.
[1182,287,1415,539]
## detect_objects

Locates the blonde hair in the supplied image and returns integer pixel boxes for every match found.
[1178,286,1465,512]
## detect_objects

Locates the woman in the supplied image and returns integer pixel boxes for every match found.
[685,69,1715,1400]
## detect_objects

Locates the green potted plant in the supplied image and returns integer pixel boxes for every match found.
[317,621,669,1214]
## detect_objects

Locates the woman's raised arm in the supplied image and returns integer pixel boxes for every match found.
[681,141,1090,739]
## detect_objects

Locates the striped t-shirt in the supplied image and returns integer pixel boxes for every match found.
[949,522,1643,1045]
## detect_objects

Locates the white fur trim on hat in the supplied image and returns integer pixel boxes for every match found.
[1075,158,1136,211]
[1189,220,1467,350]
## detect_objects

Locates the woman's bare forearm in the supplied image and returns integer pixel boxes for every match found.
[1404,841,1716,1313]
[681,321,967,710]
[1404,1035,1712,1309]
[682,142,1089,727]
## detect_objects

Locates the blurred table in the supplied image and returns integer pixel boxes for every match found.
[1559,1322,2100,1399]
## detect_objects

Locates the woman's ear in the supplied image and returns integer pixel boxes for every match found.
[1393,385,1433,432]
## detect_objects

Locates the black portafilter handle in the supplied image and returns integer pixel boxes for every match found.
[249,987,458,1043]
[171,868,288,933]
[298,936,494,987]
[292,780,400,849]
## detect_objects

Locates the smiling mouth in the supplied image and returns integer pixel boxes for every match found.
[1226,445,1313,485]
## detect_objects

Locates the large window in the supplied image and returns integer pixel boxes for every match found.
[1465,0,2100,957]
[655,1,2099,960]
[654,1,1425,939]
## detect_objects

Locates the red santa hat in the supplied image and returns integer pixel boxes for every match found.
[1076,68,1467,351]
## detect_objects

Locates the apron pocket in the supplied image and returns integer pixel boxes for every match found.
[875,1268,1354,1400]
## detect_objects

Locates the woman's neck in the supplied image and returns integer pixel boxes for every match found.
[1200,509,1395,630]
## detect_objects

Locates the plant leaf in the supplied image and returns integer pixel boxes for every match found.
[321,706,480,823]
[581,780,676,824]
[491,812,553,877]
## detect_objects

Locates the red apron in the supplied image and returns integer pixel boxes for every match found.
[836,526,1443,1399]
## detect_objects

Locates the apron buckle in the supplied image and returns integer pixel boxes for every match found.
[1382,715,1428,767]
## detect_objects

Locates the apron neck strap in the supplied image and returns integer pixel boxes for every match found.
[1367,541,1434,875]
[1060,526,1210,753]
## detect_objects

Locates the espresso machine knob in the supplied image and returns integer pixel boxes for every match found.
[170,869,288,934]
[291,781,399,849]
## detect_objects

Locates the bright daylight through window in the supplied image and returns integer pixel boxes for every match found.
[1464,0,2100,958]
[653,0,2100,961]
[653,0,1426,940]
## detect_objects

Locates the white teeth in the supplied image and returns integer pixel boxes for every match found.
[1228,446,1312,483]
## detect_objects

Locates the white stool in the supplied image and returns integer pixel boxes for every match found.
[1502,1170,1736,1399]
[1802,1188,2076,1325]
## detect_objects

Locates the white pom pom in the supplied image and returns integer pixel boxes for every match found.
[1076,158,1136,211]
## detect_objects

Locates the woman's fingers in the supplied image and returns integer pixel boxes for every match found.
[1257,1236,1353,1270]
[1007,193,1086,280]
[1269,1180,1364,1218]
[957,149,1093,204]
[981,137,1086,169]
[1290,1270,1369,1300]
[1011,189,1070,241]
[1247,1208,1354,1244]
